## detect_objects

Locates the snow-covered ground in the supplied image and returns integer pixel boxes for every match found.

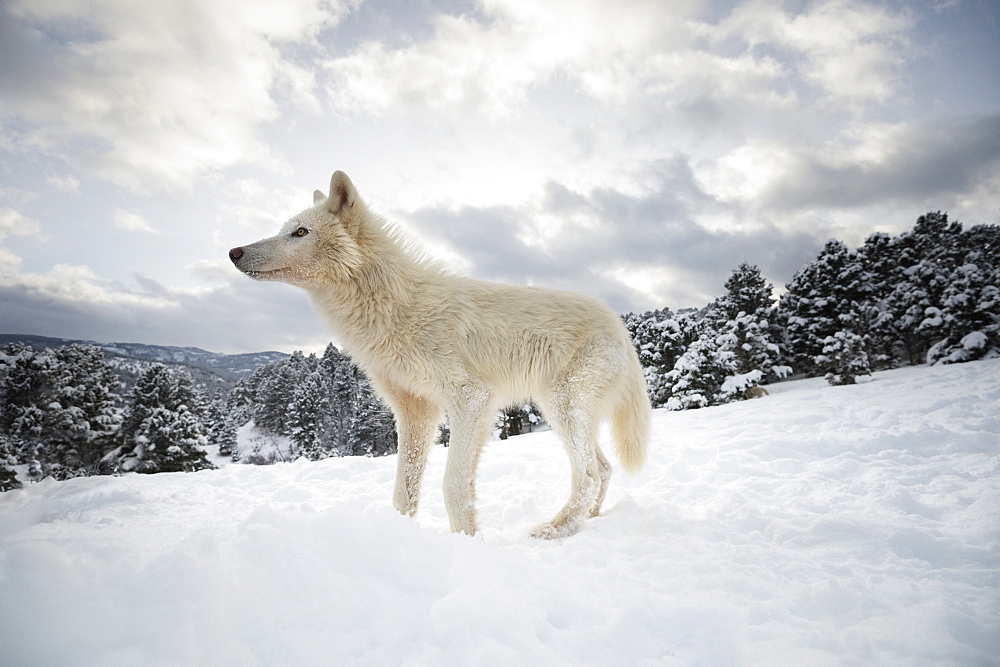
[2,360,998,665]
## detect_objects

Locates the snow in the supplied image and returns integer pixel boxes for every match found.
[962,330,988,351]
[720,369,762,396]
[2,359,999,664]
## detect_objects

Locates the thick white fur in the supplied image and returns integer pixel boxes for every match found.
[231,171,651,538]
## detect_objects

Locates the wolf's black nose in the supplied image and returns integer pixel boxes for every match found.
[229,247,243,262]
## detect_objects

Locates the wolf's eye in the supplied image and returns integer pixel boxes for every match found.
[294,227,308,237]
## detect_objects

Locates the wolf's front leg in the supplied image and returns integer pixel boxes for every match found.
[387,392,442,517]
[443,386,493,535]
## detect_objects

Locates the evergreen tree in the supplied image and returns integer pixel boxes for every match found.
[227,366,265,428]
[663,264,788,410]
[856,232,900,368]
[347,372,397,456]
[117,365,213,473]
[496,403,542,439]
[716,263,774,322]
[962,224,1000,267]
[289,367,331,459]
[325,347,361,456]
[0,433,21,492]
[135,406,215,473]
[48,345,122,470]
[206,393,238,459]
[883,255,952,364]
[436,422,451,447]
[926,256,1000,364]
[720,311,786,385]
[878,212,968,364]
[0,344,49,442]
[815,331,871,385]
[624,308,695,407]
[711,263,786,386]
[777,240,865,376]
[665,333,734,410]
[254,351,308,436]
[0,344,120,478]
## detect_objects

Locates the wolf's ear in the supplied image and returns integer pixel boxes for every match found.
[313,189,326,205]
[326,171,357,216]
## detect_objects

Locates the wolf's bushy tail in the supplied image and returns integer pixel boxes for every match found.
[611,355,651,474]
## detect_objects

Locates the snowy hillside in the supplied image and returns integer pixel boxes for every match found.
[1,359,998,664]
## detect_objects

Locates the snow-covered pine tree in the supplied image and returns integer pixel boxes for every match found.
[346,371,397,456]
[0,344,121,478]
[710,263,787,389]
[962,223,1000,268]
[776,240,866,377]
[815,330,871,385]
[137,406,215,473]
[205,393,238,459]
[436,422,451,447]
[253,351,308,436]
[926,255,1000,364]
[496,403,542,439]
[721,311,787,388]
[117,364,213,473]
[856,231,899,369]
[48,345,122,471]
[321,343,356,456]
[716,263,774,322]
[885,255,952,364]
[289,366,331,459]
[623,308,694,407]
[0,343,47,443]
[665,332,734,410]
[225,374,257,431]
[879,212,967,365]
[0,433,21,491]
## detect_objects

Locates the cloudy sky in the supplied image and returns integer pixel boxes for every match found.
[1,0,997,354]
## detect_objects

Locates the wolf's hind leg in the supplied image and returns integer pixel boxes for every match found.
[531,400,603,539]
[591,444,612,518]
[533,339,620,538]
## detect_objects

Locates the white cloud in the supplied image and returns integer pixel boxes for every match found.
[0,0,356,191]
[711,0,913,106]
[45,173,80,193]
[694,139,788,204]
[0,263,175,311]
[322,0,705,117]
[699,112,1000,200]
[113,208,159,235]
[0,248,22,274]
[0,207,45,274]
[216,179,316,244]
[0,207,46,243]
[319,0,912,125]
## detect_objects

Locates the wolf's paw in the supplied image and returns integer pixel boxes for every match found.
[393,496,419,517]
[530,520,579,540]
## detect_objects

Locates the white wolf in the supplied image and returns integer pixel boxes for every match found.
[230,171,651,538]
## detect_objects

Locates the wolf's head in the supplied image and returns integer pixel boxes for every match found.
[230,171,367,287]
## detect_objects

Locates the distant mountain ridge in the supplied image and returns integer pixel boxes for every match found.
[0,334,289,379]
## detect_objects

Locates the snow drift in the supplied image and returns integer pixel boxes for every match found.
[1,359,998,664]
